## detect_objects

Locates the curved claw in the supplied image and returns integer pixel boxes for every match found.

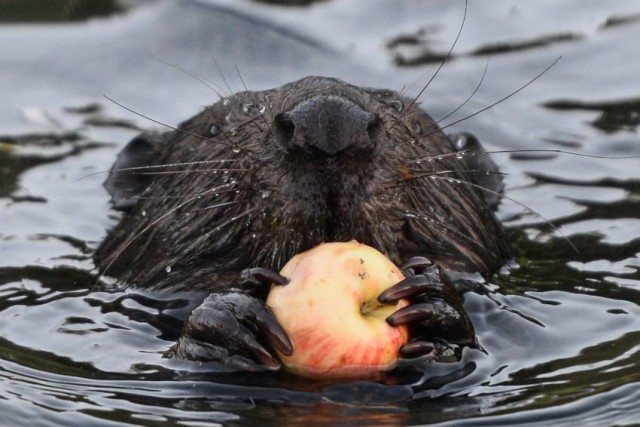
[386,300,459,327]
[254,306,293,356]
[399,341,435,358]
[241,334,282,369]
[241,267,289,286]
[400,256,434,273]
[378,274,445,303]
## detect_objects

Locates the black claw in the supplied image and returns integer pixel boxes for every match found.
[245,341,282,370]
[241,267,289,286]
[378,275,443,303]
[400,256,434,273]
[255,308,293,356]
[399,341,435,358]
[386,303,436,326]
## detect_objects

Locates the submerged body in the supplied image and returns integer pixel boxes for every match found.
[96,75,512,370]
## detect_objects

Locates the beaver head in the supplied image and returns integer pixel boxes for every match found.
[97,76,512,291]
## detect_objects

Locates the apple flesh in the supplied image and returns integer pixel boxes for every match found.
[266,241,409,380]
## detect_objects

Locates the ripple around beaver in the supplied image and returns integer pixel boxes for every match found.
[1,0,640,425]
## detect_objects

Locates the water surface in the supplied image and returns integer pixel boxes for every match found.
[1,0,639,425]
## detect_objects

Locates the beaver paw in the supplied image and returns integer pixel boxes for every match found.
[378,257,475,362]
[167,284,293,370]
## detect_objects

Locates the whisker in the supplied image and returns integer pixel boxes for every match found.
[188,200,240,213]
[104,95,233,147]
[209,207,259,234]
[232,113,271,136]
[402,207,501,261]
[210,54,234,96]
[95,184,242,286]
[79,159,242,179]
[408,150,473,164]
[397,168,508,181]
[397,0,468,124]
[152,55,226,99]
[478,148,640,160]
[103,96,264,164]
[402,173,580,253]
[133,168,249,176]
[408,148,640,165]
[397,56,562,149]
[134,187,237,202]
[95,185,224,287]
[436,58,490,124]
[436,56,562,134]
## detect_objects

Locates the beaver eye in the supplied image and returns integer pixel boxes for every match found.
[387,100,404,112]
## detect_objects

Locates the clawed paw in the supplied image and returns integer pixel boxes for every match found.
[380,257,475,360]
[167,268,292,370]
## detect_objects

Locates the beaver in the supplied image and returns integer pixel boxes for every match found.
[95,76,512,370]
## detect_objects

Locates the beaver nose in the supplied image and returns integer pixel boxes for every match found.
[275,94,377,156]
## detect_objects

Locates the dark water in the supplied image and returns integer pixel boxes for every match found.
[1,0,639,425]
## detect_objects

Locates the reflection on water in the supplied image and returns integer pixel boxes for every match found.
[0,0,126,23]
[0,0,639,425]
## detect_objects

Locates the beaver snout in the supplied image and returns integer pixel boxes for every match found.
[274,94,378,156]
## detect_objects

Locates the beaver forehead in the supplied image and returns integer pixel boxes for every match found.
[267,76,409,115]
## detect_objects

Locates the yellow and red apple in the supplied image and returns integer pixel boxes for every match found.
[266,241,408,379]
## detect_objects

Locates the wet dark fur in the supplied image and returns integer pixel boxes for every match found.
[96,76,512,293]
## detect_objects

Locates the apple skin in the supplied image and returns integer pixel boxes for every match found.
[266,241,409,380]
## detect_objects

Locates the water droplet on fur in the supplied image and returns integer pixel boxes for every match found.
[141,210,146,217]
[230,127,239,136]
[415,160,421,164]
[210,125,220,137]
[225,113,233,124]
[232,146,241,153]
[165,265,172,273]
[455,152,464,160]
[242,103,266,115]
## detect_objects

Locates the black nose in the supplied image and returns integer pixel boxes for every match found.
[275,94,377,156]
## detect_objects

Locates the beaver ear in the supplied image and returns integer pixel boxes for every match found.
[450,132,504,210]
[104,131,171,211]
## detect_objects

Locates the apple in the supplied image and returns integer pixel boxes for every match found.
[266,241,409,380]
